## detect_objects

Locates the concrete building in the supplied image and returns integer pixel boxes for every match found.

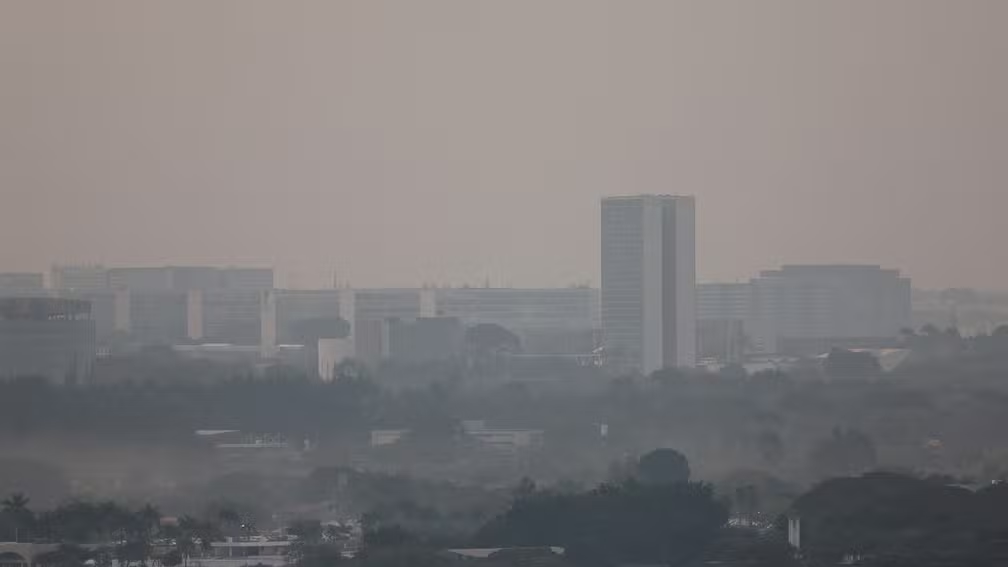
[58,290,117,349]
[0,298,95,384]
[52,265,274,349]
[601,195,696,373]
[352,289,428,367]
[270,289,343,344]
[698,283,751,322]
[384,316,464,364]
[261,289,349,376]
[750,265,912,355]
[199,290,263,345]
[218,267,274,291]
[51,265,109,292]
[108,266,274,293]
[125,291,189,345]
[697,283,753,363]
[0,273,45,297]
[318,337,355,380]
[434,287,599,355]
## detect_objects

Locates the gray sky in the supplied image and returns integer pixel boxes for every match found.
[1,1,1005,289]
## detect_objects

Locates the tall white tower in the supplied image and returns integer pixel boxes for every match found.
[601,195,696,374]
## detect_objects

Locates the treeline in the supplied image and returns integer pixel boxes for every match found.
[0,495,222,567]
[3,328,1008,487]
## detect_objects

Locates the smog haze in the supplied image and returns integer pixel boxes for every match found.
[1,1,1006,289]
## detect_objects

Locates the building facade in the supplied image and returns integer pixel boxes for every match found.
[697,282,754,363]
[750,265,912,355]
[434,287,599,355]
[0,298,96,384]
[384,316,464,364]
[601,195,696,373]
[0,273,45,297]
[52,265,274,349]
[51,265,109,292]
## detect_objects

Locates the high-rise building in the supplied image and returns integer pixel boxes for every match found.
[601,195,696,373]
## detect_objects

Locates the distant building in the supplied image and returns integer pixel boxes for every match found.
[698,283,753,363]
[261,289,349,376]
[53,265,274,349]
[108,266,274,293]
[434,287,599,355]
[750,265,912,355]
[59,290,117,348]
[352,289,428,367]
[218,267,274,291]
[109,290,187,346]
[0,297,95,384]
[270,289,343,344]
[51,265,109,292]
[318,337,355,380]
[461,421,545,452]
[199,290,263,345]
[370,429,410,447]
[601,195,696,373]
[354,288,429,322]
[698,283,751,322]
[384,316,464,364]
[0,273,45,297]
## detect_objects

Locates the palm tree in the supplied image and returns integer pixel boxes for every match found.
[2,492,33,542]
[216,507,240,534]
[1,492,30,514]
[138,504,161,540]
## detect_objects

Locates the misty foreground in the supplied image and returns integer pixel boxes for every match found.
[4,329,1008,565]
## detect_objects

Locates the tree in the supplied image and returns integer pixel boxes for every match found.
[137,504,161,540]
[2,492,31,514]
[792,472,982,565]
[824,349,881,379]
[161,549,182,567]
[363,525,418,549]
[476,480,728,567]
[1,492,34,542]
[512,477,538,501]
[465,324,521,357]
[288,519,327,566]
[755,430,785,468]
[637,448,691,485]
[808,428,877,480]
[216,506,241,532]
[34,544,92,567]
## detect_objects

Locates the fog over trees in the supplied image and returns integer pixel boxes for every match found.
[2,327,1008,565]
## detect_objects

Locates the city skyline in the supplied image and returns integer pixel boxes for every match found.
[1,1,1006,291]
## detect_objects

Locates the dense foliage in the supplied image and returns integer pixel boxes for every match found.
[475,479,728,567]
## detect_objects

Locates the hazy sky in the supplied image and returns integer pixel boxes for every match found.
[1,1,1005,290]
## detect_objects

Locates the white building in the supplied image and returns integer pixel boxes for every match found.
[601,195,696,373]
